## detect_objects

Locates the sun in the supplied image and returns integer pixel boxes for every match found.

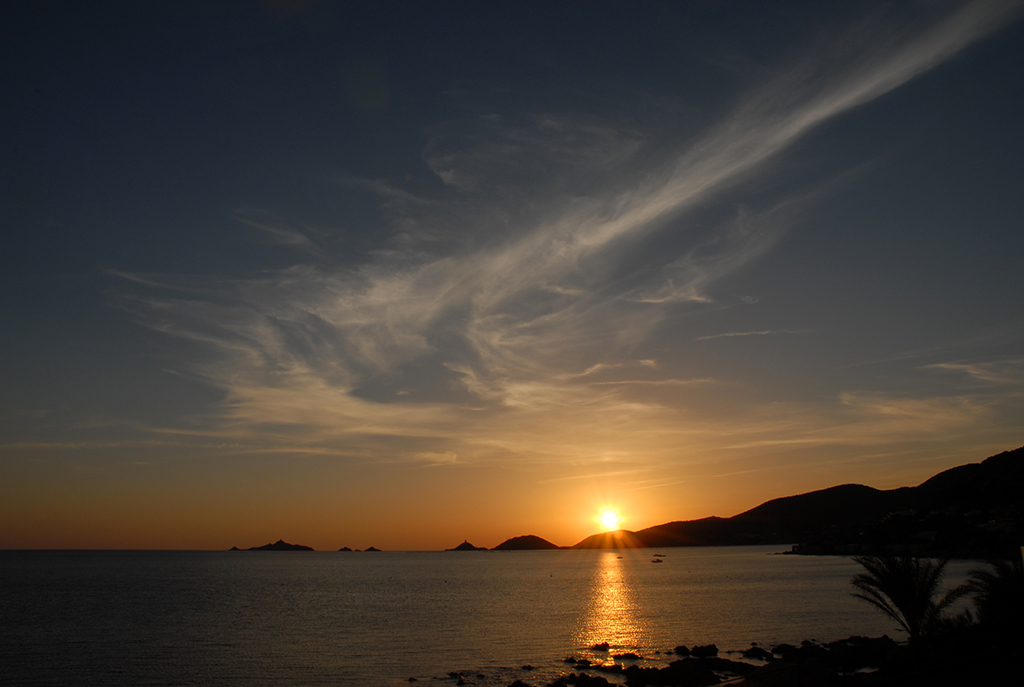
[598,510,621,531]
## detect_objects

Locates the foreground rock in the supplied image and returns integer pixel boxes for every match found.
[478,630,1020,687]
[619,657,755,686]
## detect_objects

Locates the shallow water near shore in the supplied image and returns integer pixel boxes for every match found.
[1,546,976,686]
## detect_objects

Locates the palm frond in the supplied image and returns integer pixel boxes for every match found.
[850,554,958,642]
[965,558,1024,630]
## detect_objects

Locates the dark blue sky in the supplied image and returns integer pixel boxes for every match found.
[2,1,1023,549]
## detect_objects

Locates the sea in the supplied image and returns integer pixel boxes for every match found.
[0,546,977,686]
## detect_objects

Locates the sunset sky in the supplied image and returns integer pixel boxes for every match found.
[3,1,1023,551]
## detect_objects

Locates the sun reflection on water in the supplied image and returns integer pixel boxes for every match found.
[574,552,649,651]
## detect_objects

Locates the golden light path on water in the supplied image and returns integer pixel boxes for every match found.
[575,552,650,650]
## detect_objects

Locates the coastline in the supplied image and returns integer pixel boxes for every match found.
[426,629,1018,687]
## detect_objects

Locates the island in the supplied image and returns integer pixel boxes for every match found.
[233,539,314,551]
[445,540,488,551]
[492,534,561,550]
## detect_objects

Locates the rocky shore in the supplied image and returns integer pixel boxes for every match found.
[423,628,1019,687]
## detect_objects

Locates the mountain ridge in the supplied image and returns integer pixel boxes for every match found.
[570,446,1023,557]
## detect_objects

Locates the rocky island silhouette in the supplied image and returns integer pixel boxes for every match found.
[444,535,562,551]
[492,534,561,550]
[445,540,489,551]
[231,539,314,551]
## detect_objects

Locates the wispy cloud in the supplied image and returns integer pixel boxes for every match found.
[587,379,716,387]
[697,330,811,341]
[922,358,1024,385]
[340,176,438,207]
[232,208,322,253]
[115,1,1023,466]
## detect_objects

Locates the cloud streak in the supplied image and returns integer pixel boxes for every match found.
[232,208,322,254]
[923,358,1024,385]
[697,330,811,341]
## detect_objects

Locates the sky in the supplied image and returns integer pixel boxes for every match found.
[2,0,1023,551]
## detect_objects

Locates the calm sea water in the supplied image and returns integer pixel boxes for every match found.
[0,547,976,686]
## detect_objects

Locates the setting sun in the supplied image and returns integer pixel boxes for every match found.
[598,510,621,531]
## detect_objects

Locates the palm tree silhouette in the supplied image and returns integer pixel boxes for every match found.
[850,554,965,643]
[965,557,1023,634]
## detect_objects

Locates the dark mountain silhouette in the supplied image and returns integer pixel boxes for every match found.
[491,534,561,550]
[445,540,488,551]
[570,446,1023,557]
[910,448,1024,511]
[363,546,381,552]
[240,539,314,551]
[573,529,645,549]
[732,484,901,527]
